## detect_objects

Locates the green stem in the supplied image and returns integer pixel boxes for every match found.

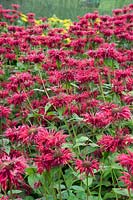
[128,188,132,200]
[51,172,57,200]
[86,175,90,200]
[98,170,103,200]
[43,172,48,200]
[38,67,50,99]
[10,187,13,200]
[86,176,92,199]
[61,169,70,196]
[59,167,62,200]
[71,123,81,156]
[98,75,106,102]
[111,169,118,200]
[108,159,118,200]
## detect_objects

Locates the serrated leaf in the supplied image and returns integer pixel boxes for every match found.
[67,192,77,200]
[71,185,84,191]
[5,146,10,154]
[113,188,133,197]
[47,111,57,116]
[74,136,88,147]
[28,174,40,188]
[111,163,122,170]
[45,102,52,113]
[76,136,88,143]
[83,177,93,186]
[89,143,99,147]
[26,167,37,175]
[8,190,22,195]
[0,138,9,146]
[70,82,79,88]
[62,143,73,148]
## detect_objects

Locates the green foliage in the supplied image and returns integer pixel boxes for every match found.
[0,0,132,20]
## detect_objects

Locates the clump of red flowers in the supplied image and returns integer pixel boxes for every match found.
[35,127,72,172]
[0,150,28,191]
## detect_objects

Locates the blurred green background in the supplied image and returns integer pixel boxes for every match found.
[0,0,132,20]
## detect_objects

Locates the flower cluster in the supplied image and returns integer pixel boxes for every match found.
[34,127,72,172]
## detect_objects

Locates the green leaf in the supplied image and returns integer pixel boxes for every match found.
[8,190,22,195]
[0,138,9,146]
[111,163,122,170]
[71,113,83,122]
[28,174,41,188]
[67,192,77,200]
[83,177,93,186]
[24,196,34,200]
[113,188,133,197]
[62,142,73,148]
[26,167,37,175]
[104,191,116,199]
[89,143,99,147]
[45,102,52,113]
[76,136,88,143]
[70,82,79,88]
[75,191,86,200]
[74,136,88,147]
[71,185,84,191]
[47,111,57,116]
[5,146,10,154]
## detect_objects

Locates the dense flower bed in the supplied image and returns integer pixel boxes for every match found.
[0,4,133,200]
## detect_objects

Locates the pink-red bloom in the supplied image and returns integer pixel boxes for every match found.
[0,150,28,191]
[34,127,72,172]
[117,152,133,175]
[98,132,133,152]
[120,172,133,190]
[75,156,99,176]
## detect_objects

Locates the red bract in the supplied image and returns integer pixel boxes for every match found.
[83,111,112,128]
[0,106,11,118]
[76,156,99,176]
[0,151,27,191]
[120,172,133,190]
[117,152,133,174]
[34,127,72,172]
[7,91,31,105]
[35,127,68,152]
[35,148,72,173]
[97,133,133,152]
[11,4,20,10]
[0,197,9,200]
[112,106,131,121]
[8,72,34,89]
[5,125,38,144]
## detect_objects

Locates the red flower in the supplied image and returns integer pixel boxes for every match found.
[11,4,20,10]
[0,151,28,191]
[98,132,133,152]
[0,106,11,118]
[0,196,9,200]
[76,156,99,176]
[35,148,72,173]
[112,106,131,121]
[34,127,72,172]
[117,152,133,174]
[7,92,28,105]
[98,135,117,152]
[83,111,112,128]
[120,172,133,190]
[35,127,67,153]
